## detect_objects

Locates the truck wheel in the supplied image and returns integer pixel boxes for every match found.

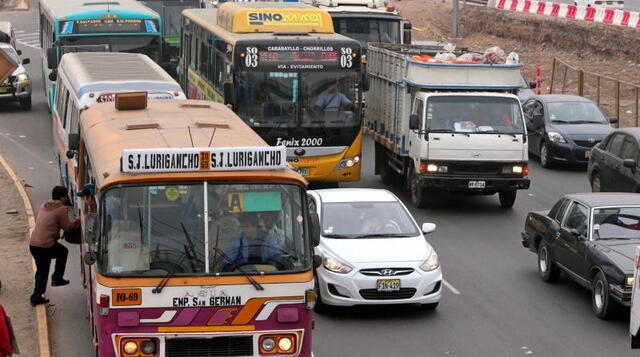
[409,168,428,208]
[592,271,617,320]
[498,190,517,208]
[380,159,399,186]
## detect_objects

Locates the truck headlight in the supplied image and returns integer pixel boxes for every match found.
[423,163,448,174]
[627,276,635,287]
[335,155,360,171]
[419,251,439,272]
[502,165,528,175]
[323,256,352,274]
[547,132,566,143]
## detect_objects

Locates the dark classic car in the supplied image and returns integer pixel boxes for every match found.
[521,193,640,319]
[588,128,640,193]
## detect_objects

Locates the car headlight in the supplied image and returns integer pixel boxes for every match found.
[16,73,29,82]
[420,250,439,272]
[323,256,352,274]
[335,155,360,171]
[547,132,566,143]
[627,276,635,287]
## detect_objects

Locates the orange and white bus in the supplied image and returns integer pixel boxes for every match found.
[66,93,319,356]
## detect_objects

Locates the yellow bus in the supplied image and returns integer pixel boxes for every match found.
[66,93,319,356]
[180,3,364,183]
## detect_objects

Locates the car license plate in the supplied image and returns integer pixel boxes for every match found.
[0,87,8,93]
[297,167,308,176]
[585,150,591,159]
[468,180,486,189]
[377,279,401,292]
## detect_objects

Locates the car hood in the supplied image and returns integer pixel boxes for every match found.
[593,239,640,273]
[318,235,431,263]
[548,123,612,138]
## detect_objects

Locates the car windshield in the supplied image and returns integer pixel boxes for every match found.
[99,183,310,276]
[593,207,640,240]
[59,35,161,62]
[427,95,525,134]
[547,101,609,124]
[321,201,420,238]
[332,18,400,49]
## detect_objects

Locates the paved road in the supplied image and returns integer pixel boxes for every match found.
[1,2,638,357]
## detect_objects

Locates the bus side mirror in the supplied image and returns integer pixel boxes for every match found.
[22,58,30,65]
[16,49,22,56]
[68,133,80,151]
[362,72,370,92]
[83,251,97,266]
[46,48,57,69]
[84,213,99,244]
[223,81,234,107]
[403,22,412,44]
[310,212,321,247]
[409,113,420,130]
[48,71,57,82]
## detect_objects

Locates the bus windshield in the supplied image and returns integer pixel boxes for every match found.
[99,183,310,276]
[234,71,361,146]
[332,18,400,48]
[60,35,161,62]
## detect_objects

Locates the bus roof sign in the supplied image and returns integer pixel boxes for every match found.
[121,146,287,173]
[217,2,334,34]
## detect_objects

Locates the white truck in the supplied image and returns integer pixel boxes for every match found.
[366,43,530,208]
[306,0,412,50]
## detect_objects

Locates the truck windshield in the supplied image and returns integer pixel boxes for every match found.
[99,183,310,276]
[426,96,525,135]
[234,71,361,147]
[332,18,400,49]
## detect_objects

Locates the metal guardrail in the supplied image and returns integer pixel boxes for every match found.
[550,57,640,128]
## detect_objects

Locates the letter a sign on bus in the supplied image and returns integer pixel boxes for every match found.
[121,146,287,173]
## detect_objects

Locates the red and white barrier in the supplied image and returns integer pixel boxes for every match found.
[492,0,640,28]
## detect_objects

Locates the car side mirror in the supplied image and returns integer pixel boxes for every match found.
[84,213,99,244]
[83,251,97,266]
[529,81,537,89]
[422,222,436,235]
[609,117,619,124]
[46,48,57,69]
[310,212,321,247]
[569,228,585,240]
[16,49,22,56]
[48,71,57,82]
[409,113,420,131]
[21,58,30,65]
[624,158,637,171]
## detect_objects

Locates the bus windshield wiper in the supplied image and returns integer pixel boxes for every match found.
[211,246,264,291]
[352,233,414,238]
[322,233,351,238]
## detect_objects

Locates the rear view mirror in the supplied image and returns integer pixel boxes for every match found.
[422,223,436,235]
[409,113,420,131]
[403,22,412,44]
[21,58,29,65]
[84,213,99,244]
[83,251,97,266]
[609,117,619,124]
[48,71,57,82]
[46,48,57,69]
[310,212,321,247]
[529,81,537,89]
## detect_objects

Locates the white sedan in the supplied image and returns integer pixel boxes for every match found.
[308,188,442,310]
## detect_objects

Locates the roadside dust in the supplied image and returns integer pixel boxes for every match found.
[0,163,38,356]
[396,0,640,126]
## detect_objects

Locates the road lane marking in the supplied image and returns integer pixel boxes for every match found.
[15,31,41,49]
[443,279,461,295]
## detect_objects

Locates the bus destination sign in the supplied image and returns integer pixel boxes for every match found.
[60,19,159,35]
[121,146,287,173]
[239,44,359,71]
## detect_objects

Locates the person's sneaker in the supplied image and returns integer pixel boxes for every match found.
[31,297,50,307]
[51,279,70,287]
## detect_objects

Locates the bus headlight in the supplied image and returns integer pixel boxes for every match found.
[141,340,157,354]
[122,340,138,355]
[278,337,293,352]
[335,155,360,171]
[261,337,276,352]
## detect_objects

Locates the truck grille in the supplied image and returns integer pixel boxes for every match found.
[446,162,503,175]
[359,288,416,300]
[165,336,253,357]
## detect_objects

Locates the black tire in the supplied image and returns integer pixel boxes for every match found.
[313,276,329,314]
[408,167,428,208]
[537,242,560,283]
[380,159,399,186]
[19,96,32,111]
[540,142,553,169]
[421,302,439,311]
[498,190,517,209]
[591,271,617,320]
[591,173,602,192]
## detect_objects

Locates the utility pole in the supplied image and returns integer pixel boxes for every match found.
[452,0,460,38]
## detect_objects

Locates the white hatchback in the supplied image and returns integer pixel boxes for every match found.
[308,188,442,310]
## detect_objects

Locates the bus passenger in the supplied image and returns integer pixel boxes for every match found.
[29,186,80,306]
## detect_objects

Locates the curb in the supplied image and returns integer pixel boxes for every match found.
[0,153,51,357]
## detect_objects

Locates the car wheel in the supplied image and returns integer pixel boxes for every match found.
[313,275,329,314]
[538,242,560,283]
[591,173,602,192]
[19,96,32,111]
[540,142,553,169]
[409,167,428,208]
[591,271,617,319]
[421,302,439,311]
[498,190,517,209]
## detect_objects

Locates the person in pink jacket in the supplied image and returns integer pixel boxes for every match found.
[29,186,80,306]
[0,304,13,357]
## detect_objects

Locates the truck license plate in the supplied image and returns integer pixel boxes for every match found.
[377,279,401,292]
[468,180,486,189]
